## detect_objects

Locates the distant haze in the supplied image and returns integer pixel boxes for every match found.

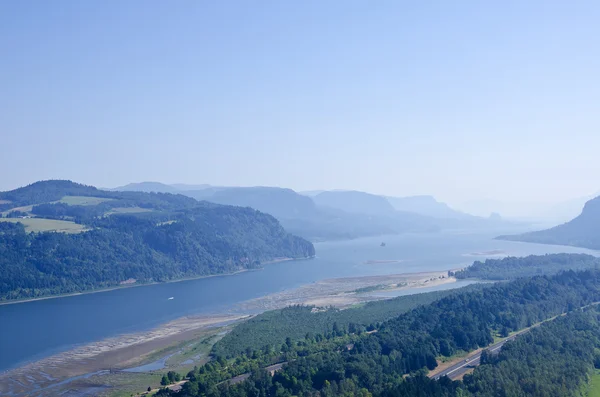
[1,2,599,211]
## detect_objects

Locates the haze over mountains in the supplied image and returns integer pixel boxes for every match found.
[498,195,600,250]
[456,192,600,224]
[0,180,315,301]
[110,181,513,241]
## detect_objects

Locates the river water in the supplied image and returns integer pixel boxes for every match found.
[0,229,597,372]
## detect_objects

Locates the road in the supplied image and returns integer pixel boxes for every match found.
[431,334,519,380]
[228,362,288,385]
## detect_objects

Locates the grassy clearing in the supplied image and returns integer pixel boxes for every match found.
[1,204,34,216]
[58,195,113,206]
[106,207,153,215]
[0,218,87,233]
[102,329,226,397]
[588,370,600,397]
[92,372,162,397]
[1,195,111,216]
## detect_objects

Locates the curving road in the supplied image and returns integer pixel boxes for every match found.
[431,334,519,380]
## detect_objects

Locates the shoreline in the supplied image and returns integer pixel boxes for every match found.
[0,256,310,307]
[0,269,462,396]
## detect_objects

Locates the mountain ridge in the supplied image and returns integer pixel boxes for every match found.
[497,195,600,250]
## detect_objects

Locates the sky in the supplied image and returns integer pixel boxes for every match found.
[1,1,599,209]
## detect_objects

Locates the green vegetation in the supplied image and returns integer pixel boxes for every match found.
[161,371,181,385]
[104,206,153,215]
[57,195,113,206]
[497,195,600,250]
[588,370,600,397]
[0,181,314,301]
[386,308,600,396]
[151,266,600,397]
[0,217,87,233]
[213,287,480,358]
[453,253,600,280]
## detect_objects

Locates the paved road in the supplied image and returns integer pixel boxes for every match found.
[431,334,519,380]
[228,362,288,385]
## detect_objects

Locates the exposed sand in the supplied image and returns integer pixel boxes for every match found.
[0,270,456,396]
[0,314,245,397]
[238,271,455,310]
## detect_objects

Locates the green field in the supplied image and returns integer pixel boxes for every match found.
[57,195,113,206]
[588,370,600,396]
[105,207,153,215]
[0,218,87,233]
[1,195,112,216]
[1,204,34,216]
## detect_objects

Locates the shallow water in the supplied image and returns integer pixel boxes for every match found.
[0,229,596,372]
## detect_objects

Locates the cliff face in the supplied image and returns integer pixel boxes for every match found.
[497,196,600,250]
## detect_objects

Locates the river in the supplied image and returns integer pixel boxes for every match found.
[0,229,597,373]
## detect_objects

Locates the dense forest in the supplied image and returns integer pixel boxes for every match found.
[497,195,600,250]
[453,253,600,280]
[0,181,314,301]
[153,268,600,397]
[213,286,485,359]
[384,308,600,396]
[0,180,200,213]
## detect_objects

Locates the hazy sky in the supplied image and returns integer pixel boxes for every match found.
[2,1,599,206]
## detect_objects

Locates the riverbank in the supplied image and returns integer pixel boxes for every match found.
[0,257,307,306]
[0,269,248,306]
[0,314,245,397]
[0,270,458,396]
[238,270,457,310]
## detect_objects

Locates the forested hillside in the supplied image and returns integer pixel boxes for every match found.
[153,268,600,397]
[384,308,600,396]
[213,287,483,359]
[0,181,314,301]
[453,253,600,280]
[497,195,600,249]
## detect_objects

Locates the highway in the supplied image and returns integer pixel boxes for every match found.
[431,334,519,380]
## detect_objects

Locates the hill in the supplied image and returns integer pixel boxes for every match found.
[497,195,600,249]
[386,195,474,219]
[110,181,181,194]
[313,190,396,216]
[111,182,214,193]
[189,187,440,240]
[184,186,319,220]
[0,180,314,301]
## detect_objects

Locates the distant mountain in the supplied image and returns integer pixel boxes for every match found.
[313,191,396,216]
[0,180,314,301]
[111,182,214,194]
[169,183,213,191]
[497,195,600,250]
[111,181,181,194]
[185,187,319,220]
[299,190,326,197]
[537,192,600,223]
[180,187,440,240]
[386,195,476,220]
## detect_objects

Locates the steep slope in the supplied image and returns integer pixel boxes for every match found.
[497,195,600,249]
[0,181,315,301]
[313,190,396,216]
[184,187,439,240]
[110,181,181,194]
[386,195,475,219]
[185,186,320,220]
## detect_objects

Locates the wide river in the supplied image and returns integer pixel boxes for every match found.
[0,229,597,373]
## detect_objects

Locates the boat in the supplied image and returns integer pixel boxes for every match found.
[380,242,386,247]
[168,297,174,300]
